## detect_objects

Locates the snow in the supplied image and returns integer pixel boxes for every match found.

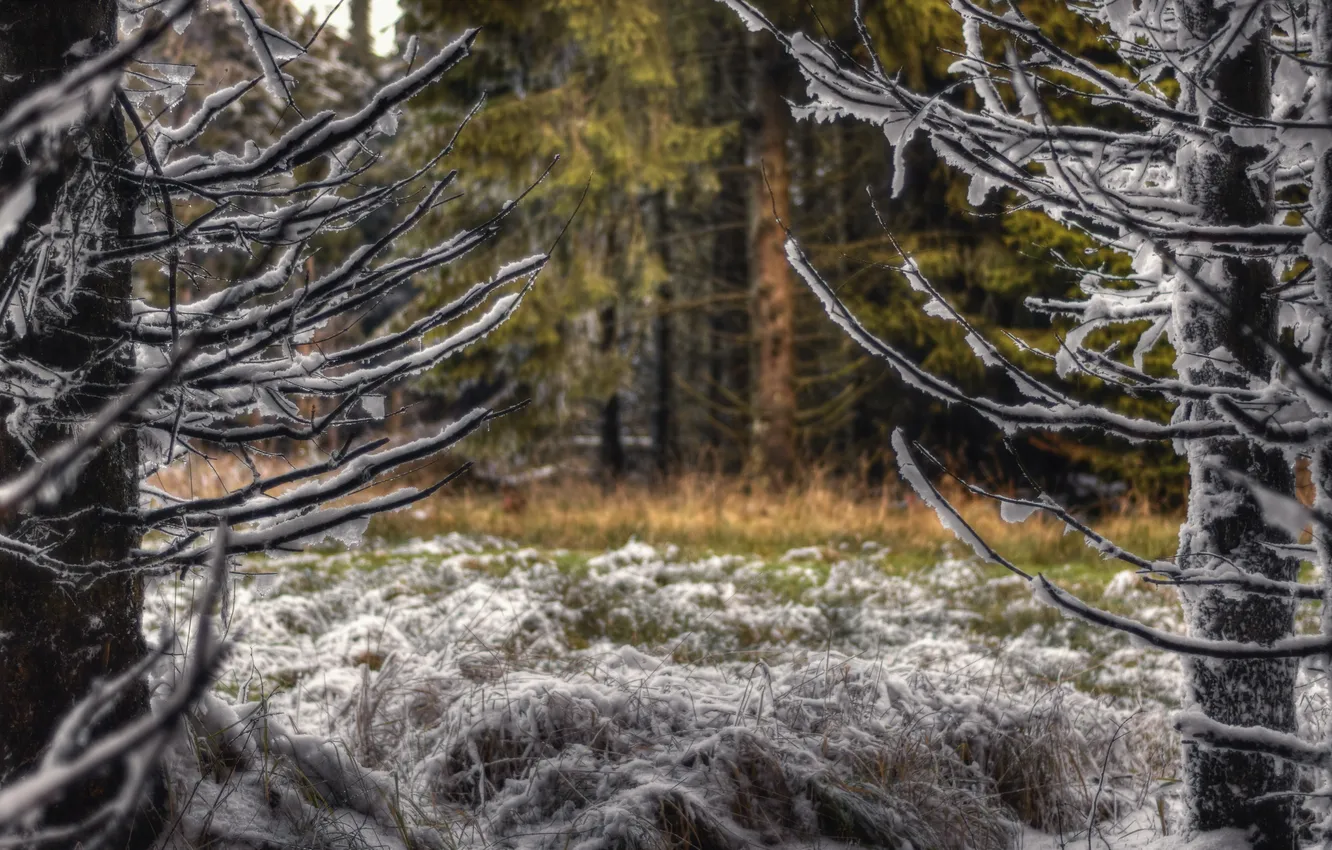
[5,0,1331,843]
[143,534,1197,849]
[0,180,35,250]
[1000,499,1041,524]
[717,0,772,34]
[778,545,823,562]
[228,0,297,103]
[1018,820,1251,850]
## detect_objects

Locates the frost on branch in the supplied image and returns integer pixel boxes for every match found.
[0,1,541,842]
[719,0,1332,840]
[0,10,544,574]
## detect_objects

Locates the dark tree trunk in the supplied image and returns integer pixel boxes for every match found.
[652,193,674,478]
[653,281,674,478]
[696,14,751,474]
[705,148,750,473]
[0,2,153,844]
[599,302,625,478]
[746,34,796,484]
[1173,4,1297,846]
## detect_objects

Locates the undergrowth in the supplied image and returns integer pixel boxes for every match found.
[151,533,1187,849]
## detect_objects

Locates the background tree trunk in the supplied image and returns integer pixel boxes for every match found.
[1173,3,1298,844]
[747,34,796,485]
[599,301,626,479]
[654,283,674,477]
[350,0,372,63]
[652,192,674,478]
[0,1,152,843]
[706,144,750,473]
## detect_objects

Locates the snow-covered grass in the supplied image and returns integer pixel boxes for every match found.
[143,534,1282,849]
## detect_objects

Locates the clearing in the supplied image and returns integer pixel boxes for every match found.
[140,525,1287,850]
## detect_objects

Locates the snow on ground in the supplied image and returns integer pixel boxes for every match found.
[141,535,1272,849]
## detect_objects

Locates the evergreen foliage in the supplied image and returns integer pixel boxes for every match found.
[383,0,1174,498]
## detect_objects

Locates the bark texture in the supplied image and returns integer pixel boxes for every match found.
[0,1,151,843]
[747,34,796,484]
[1173,3,1298,845]
[1308,0,1332,824]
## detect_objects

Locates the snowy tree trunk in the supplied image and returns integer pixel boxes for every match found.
[1173,2,1299,844]
[1309,2,1332,841]
[0,1,152,840]
[747,33,796,484]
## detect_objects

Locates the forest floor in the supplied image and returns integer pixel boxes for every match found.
[141,480,1327,849]
[153,454,1184,569]
[143,482,1314,850]
[371,474,1185,571]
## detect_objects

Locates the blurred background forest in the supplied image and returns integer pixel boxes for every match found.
[147,0,1184,524]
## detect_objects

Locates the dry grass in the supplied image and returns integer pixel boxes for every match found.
[375,472,1182,570]
[149,449,1181,569]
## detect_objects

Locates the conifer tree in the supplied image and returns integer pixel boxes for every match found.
[721,0,1332,844]
[394,0,1140,488]
[0,0,537,841]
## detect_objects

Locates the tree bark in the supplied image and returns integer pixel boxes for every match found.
[350,0,372,64]
[653,193,674,478]
[599,302,626,478]
[653,281,674,478]
[0,2,152,844]
[747,34,796,484]
[705,147,750,473]
[1307,1,1332,836]
[1172,3,1297,845]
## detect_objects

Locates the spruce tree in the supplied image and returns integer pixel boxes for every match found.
[0,0,537,841]
[721,0,1332,844]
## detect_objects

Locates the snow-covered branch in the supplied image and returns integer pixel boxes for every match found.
[723,0,1332,832]
[0,4,540,841]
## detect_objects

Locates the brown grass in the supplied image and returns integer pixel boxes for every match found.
[377,472,1183,569]
[148,449,1181,568]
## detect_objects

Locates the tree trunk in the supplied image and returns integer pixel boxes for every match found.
[350,0,372,64]
[1308,0,1332,832]
[653,282,674,478]
[653,194,674,478]
[746,34,796,484]
[599,302,626,478]
[706,148,750,473]
[1173,4,1297,845]
[0,2,152,843]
